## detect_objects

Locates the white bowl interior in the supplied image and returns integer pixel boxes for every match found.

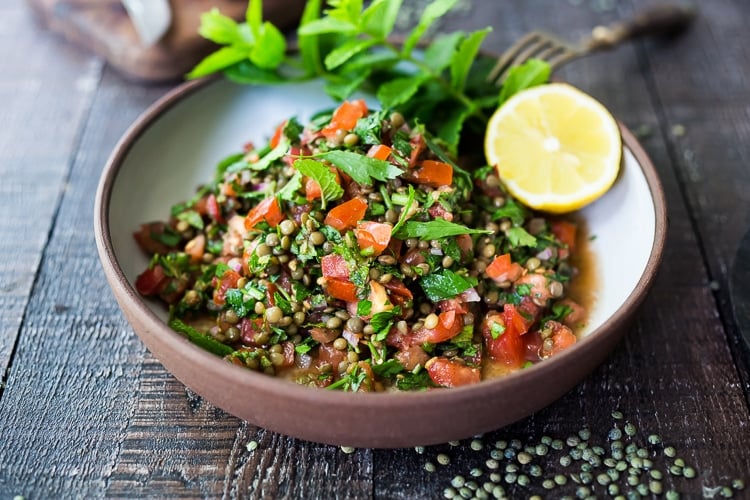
[110,80,656,334]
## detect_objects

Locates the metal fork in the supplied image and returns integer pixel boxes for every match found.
[488,4,696,84]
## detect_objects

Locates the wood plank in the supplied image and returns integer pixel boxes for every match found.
[0,0,100,377]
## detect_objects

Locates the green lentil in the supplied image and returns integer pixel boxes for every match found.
[608,428,622,441]
[624,423,637,437]
[608,483,620,496]
[425,462,436,472]
[669,465,682,476]
[437,454,451,465]
[578,428,591,441]
[642,458,653,469]
[554,474,567,486]
[494,440,507,450]
[448,440,460,447]
[570,473,580,484]
[664,446,676,458]
[625,491,639,500]
[607,469,620,482]
[517,474,530,487]
[732,478,745,490]
[470,439,484,451]
[491,485,504,499]
[490,449,503,460]
[674,458,685,467]
[470,468,483,478]
[612,450,624,460]
[604,457,616,467]
[576,486,591,498]
[510,439,522,449]
[458,486,471,499]
[443,487,457,499]
[529,496,542,500]
[665,490,680,500]
[505,463,518,473]
[517,451,532,464]
[682,466,696,478]
[542,479,555,490]
[611,440,624,450]
[246,440,258,451]
[720,486,734,498]
[580,462,593,473]
[529,464,542,477]
[535,443,549,456]
[551,439,564,450]
[636,483,648,496]
[465,480,478,491]
[616,460,628,472]
[560,455,572,467]
[541,435,552,445]
[489,472,501,483]
[567,436,581,447]
[596,472,611,485]
[414,445,425,454]
[570,449,583,460]
[647,434,662,445]
[504,472,517,484]
[580,472,593,484]
[503,448,516,459]
[629,456,643,469]
[482,482,494,493]
[475,490,489,500]
[627,475,639,487]
[649,480,663,495]
[451,476,466,488]
[636,448,649,459]
[612,410,624,420]
[485,459,499,470]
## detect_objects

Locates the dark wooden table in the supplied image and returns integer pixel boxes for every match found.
[2,0,749,498]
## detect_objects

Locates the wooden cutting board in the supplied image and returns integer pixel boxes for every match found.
[26,0,306,82]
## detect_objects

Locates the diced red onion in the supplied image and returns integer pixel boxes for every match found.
[460,288,481,302]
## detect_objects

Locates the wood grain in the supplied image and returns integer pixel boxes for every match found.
[0,0,749,499]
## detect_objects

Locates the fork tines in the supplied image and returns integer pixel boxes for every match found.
[488,31,580,84]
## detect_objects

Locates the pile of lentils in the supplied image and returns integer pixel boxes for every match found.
[409,411,746,499]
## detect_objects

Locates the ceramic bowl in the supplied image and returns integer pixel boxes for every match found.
[94,77,667,448]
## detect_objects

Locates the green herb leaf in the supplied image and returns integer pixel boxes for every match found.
[231,140,288,173]
[249,22,286,69]
[377,75,427,109]
[353,110,386,145]
[435,103,471,156]
[450,28,491,91]
[515,283,532,297]
[498,58,551,104]
[293,159,344,208]
[277,171,303,202]
[391,185,415,236]
[362,0,402,39]
[507,227,537,248]
[198,8,243,45]
[151,227,181,247]
[297,16,358,36]
[169,318,233,356]
[283,117,305,143]
[395,219,491,240]
[223,61,286,85]
[324,38,377,71]
[424,31,463,71]
[324,70,372,100]
[176,210,204,230]
[298,0,324,75]
[357,300,372,316]
[372,358,404,378]
[371,309,399,341]
[492,199,528,226]
[420,269,477,302]
[327,363,368,391]
[396,368,434,391]
[295,337,319,354]
[319,150,402,186]
[402,0,460,56]
[490,321,505,340]
[187,46,248,79]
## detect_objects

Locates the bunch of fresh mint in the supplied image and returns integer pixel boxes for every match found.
[188,0,550,153]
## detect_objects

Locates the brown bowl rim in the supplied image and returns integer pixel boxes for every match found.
[94,76,667,442]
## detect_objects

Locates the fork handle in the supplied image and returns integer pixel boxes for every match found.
[585,4,696,51]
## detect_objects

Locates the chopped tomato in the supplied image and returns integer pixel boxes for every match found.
[503,303,532,336]
[133,222,173,255]
[383,279,413,301]
[244,197,284,230]
[367,144,392,161]
[270,120,287,148]
[309,327,340,344]
[324,197,368,231]
[408,134,425,167]
[548,321,577,355]
[213,269,241,306]
[283,146,301,167]
[305,167,341,201]
[321,100,368,139]
[411,310,463,344]
[184,234,205,263]
[240,318,266,346]
[368,281,394,314]
[482,311,524,368]
[551,220,577,252]
[426,357,481,388]
[412,160,453,187]
[321,254,350,280]
[324,278,359,302]
[556,298,586,328]
[206,194,224,224]
[135,265,168,296]
[355,221,392,255]
[438,298,469,314]
[486,253,524,282]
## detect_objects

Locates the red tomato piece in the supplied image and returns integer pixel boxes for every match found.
[426,357,481,388]
[438,298,469,315]
[549,321,577,355]
[551,220,577,252]
[324,197,368,231]
[321,254,350,280]
[270,120,287,148]
[367,144,392,161]
[408,134,425,167]
[486,253,524,283]
[135,265,169,296]
[355,221,392,255]
[244,197,284,230]
[321,100,368,138]
[482,311,524,368]
[412,160,453,187]
[503,303,532,336]
[305,167,341,201]
[324,278,359,303]
[213,269,241,306]
[383,278,413,300]
[411,310,463,344]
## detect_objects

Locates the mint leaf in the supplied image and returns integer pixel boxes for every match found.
[450,28,491,91]
[362,0,403,40]
[402,0,460,56]
[250,22,286,69]
[420,269,477,302]
[297,17,358,36]
[277,171,303,201]
[371,309,399,341]
[357,300,372,316]
[320,150,402,186]
[176,210,204,230]
[424,31,463,71]
[187,46,248,79]
[244,140,289,172]
[324,70,371,100]
[507,227,537,248]
[435,104,471,156]
[324,38,378,71]
[498,58,551,104]
[198,9,243,45]
[395,219,491,240]
[223,61,286,85]
[377,75,427,109]
[298,0,324,75]
[294,159,344,208]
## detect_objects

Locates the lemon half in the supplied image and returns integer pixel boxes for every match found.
[484,83,622,213]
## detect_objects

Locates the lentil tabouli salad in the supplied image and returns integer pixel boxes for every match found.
[134,100,587,392]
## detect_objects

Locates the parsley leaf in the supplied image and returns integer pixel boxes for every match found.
[319,150,402,186]
[395,219,491,240]
[492,199,528,226]
[391,185,415,236]
[420,269,477,302]
[357,300,372,316]
[169,318,233,356]
[372,358,404,378]
[295,336,318,354]
[293,159,344,209]
[507,227,537,248]
[396,368,434,391]
[371,308,399,341]
[277,171,303,201]
[176,210,204,230]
